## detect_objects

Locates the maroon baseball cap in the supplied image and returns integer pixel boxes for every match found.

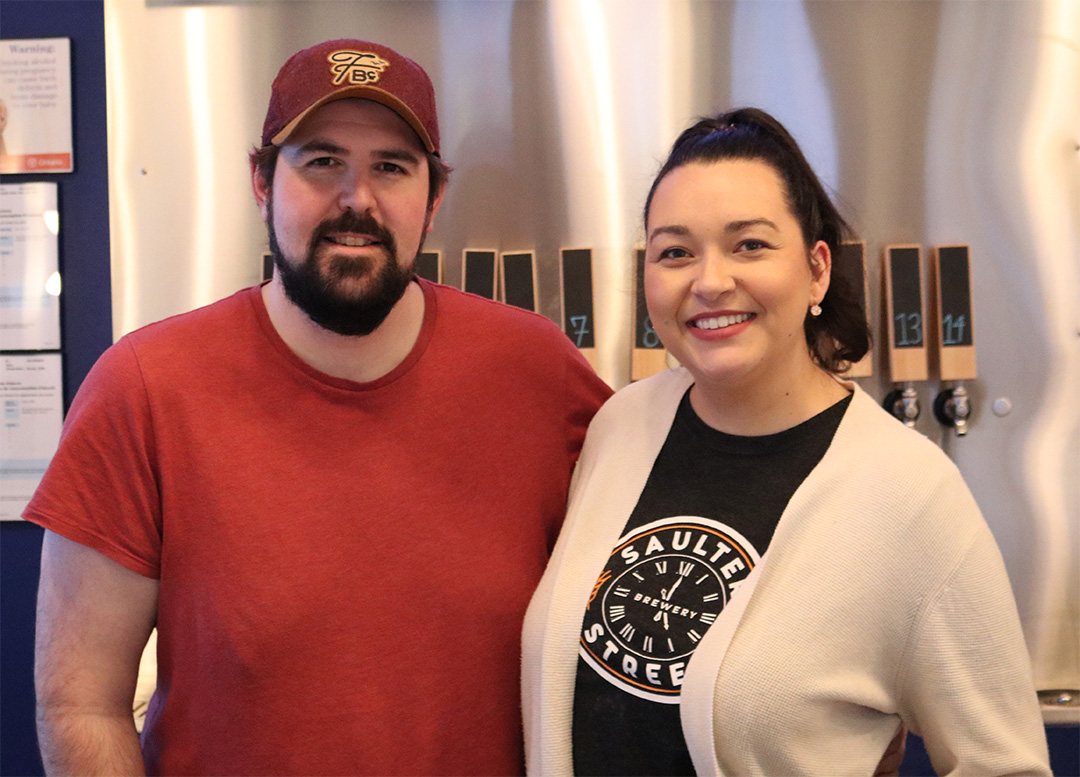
[261,39,439,154]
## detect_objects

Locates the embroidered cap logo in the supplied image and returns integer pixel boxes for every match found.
[328,50,390,85]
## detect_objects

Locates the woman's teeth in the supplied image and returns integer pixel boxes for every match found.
[692,313,752,330]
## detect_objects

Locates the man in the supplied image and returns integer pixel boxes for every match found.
[29,39,611,776]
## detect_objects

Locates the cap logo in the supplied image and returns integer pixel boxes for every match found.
[327,50,390,86]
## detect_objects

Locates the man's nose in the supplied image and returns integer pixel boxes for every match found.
[338,174,377,215]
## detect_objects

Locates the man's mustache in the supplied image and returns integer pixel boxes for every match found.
[312,211,395,250]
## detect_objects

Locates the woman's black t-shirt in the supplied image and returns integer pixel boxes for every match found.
[572,389,852,776]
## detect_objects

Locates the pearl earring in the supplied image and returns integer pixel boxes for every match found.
[809,303,822,317]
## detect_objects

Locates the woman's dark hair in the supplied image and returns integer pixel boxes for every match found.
[643,107,870,374]
[249,144,451,212]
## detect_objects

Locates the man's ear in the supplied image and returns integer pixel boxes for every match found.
[424,183,446,235]
[250,154,271,222]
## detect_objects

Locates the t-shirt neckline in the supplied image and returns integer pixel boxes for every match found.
[245,278,438,392]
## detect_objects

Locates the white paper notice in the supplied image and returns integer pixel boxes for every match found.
[0,182,61,351]
[0,38,73,174]
[1,353,63,521]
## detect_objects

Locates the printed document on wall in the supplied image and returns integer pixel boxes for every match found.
[0,182,61,351]
[1,353,62,521]
[0,38,73,174]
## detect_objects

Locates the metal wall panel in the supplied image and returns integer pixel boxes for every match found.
[104,0,1079,710]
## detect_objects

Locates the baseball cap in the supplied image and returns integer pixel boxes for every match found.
[261,39,439,154]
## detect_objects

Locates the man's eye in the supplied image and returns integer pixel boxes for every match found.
[376,162,406,174]
[308,157,337,168]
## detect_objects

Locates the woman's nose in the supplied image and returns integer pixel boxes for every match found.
[691,254,736,299]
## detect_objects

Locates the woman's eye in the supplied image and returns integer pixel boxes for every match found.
[738,239,770,252]
[658,247,690,261]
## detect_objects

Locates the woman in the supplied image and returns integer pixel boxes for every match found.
[522,108,1049,776]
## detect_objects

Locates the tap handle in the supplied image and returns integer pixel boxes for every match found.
[884,387,920,428]
[933,385,970,436]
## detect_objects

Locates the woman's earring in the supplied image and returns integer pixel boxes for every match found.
[809,303,822,317]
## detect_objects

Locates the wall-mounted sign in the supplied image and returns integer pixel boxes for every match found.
[500,251,537,312]
[1,353,63,521]
[0,38,73,174]
[463,249,496,299]
[1,182,61,351]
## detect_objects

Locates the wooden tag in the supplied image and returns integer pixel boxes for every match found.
[560,248,598,369]
[883,245,929,382]
[932,245,977,380]
[631,248,667,380]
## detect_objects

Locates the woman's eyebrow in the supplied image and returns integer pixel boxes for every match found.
[725,218,780,233]
[647,224,691,243]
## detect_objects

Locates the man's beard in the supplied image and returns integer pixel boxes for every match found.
[268,202,416,337]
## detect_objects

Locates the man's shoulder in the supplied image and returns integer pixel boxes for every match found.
[122,285,260,351]
[427,281,569,343]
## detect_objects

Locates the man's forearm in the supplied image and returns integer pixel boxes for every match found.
[37,708,146,777]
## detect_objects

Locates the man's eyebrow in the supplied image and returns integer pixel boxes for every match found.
[291,140,349,156]
[374,149,422,165]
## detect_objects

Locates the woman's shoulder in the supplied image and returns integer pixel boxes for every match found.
[573,368,693,464]
[818,384,982,535]
[840,385,961,474]
[599,366,691,411]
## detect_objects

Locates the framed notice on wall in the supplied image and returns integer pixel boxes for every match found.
[0,182,61,350]
[0,38,73,174]
[1,353,63,520]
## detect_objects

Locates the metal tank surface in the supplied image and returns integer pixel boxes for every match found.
[104,0,1078,718]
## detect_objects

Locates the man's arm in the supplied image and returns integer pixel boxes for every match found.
[35,530,159,776]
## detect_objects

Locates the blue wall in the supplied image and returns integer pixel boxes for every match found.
[0,2,112,775]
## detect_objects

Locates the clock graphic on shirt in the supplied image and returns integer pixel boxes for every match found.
[579,516,760,703]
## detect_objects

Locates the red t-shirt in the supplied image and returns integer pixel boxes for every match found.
[26,281,612,776]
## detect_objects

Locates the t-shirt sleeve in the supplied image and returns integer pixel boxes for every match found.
[23,338,163,578]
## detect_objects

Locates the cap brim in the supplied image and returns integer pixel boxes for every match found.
[270,85,436,153]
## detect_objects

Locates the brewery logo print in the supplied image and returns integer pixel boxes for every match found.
[579,516,760,703]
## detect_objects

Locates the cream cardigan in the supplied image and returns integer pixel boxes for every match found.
[522,368,1049,776]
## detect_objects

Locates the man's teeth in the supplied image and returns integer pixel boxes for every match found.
[329,236,377,247]
[692,313,752,330]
